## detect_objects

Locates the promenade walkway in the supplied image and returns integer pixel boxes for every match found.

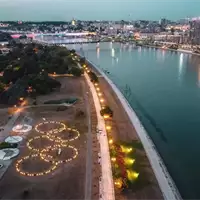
[84,72,115,200]
[87,60,182,200]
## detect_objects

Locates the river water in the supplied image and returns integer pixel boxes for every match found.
[66,42,200,199]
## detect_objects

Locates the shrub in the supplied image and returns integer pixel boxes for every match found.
[100,106,113,117]
[70,67,83,77]
[80,57,86,65]
[0,142,18,149]
[88,71,98,83]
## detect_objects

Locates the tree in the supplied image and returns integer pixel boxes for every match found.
[0,82,5,93]
[70,67,83,77]
[70,49,76,54]
[88,71,98,83]
[100,106,113,117]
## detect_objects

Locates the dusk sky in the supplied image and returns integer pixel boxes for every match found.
[0,0,200,21]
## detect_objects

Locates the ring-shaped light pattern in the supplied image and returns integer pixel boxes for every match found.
[15,154,58,177]
[40,145,78,164]
[26,135,62,152]
[35,121,66,134]
[15,121,81,177]
[50,127,80,143]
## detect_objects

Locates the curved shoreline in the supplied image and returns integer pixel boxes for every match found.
[142,44,200,56]
[86,59,182,200]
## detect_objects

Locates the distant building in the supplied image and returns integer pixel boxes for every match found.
[159,18,171,30]
[71,19,76,26]
[190,18,200,45]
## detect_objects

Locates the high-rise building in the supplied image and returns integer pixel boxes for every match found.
[189,18,200,45]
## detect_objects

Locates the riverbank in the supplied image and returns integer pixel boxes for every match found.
[142,44,200,56]
[85,58,182,200]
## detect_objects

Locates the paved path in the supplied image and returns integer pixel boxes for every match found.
[84,72,115,200]
[84,83,93,200]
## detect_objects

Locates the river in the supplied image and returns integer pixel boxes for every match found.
[66,42,200,199]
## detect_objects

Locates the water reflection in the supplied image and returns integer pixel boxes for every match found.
[97,47,100,60]
[178,53,184,82]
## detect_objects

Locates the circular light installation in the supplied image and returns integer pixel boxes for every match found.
[40,145,78,164]
[26,135,60,152]
[15,154,58,176]
[51,127,80,143]
[35,121,66,134]
[15,121,80,177]
[12,124,32,133]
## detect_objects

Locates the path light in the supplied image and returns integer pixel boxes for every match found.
[103,115,110,119]
[128,148,133,153]
[100,99,104,103]
[83,64,86,68]
[109,139,113,144]
[124,158,135,165]
[111,157,116,162]
[98,92,102,97]
[106,126,111,131]
[94,83,98,86]
[120,146,133,154]
[96,87,100,91]
[127,170,139,181]
[114,179,123,189]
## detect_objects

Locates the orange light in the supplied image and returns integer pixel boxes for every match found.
[19,97,24,101]
[100,99,104,103]
[94,83,98,86]
[111,157,116,162]
[103,115,110,119]
[98,93,102,97]
[109,139,113,144]
[96,87,100,91]
[106,126,111,130]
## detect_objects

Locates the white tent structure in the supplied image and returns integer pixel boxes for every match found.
[0,148,19,160]
[5,136,23,144]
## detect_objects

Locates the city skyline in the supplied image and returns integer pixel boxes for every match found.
[0,0,200,21]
